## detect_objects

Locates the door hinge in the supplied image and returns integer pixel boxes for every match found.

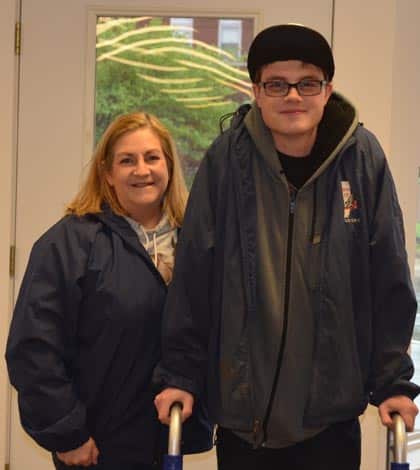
[15,22,21,55]
[9,245,16,277]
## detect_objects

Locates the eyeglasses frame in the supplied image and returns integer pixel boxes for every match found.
[259,79,329,97]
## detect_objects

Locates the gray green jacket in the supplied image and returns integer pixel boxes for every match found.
[154,93,419,446]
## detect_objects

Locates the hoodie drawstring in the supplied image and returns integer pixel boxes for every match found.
[140,226,158,266]
[140,225,150,249]
[152,232,158,266]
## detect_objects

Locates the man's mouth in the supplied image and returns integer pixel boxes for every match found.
[281,109,305,114]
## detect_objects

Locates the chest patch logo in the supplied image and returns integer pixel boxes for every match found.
[341,181,360,223]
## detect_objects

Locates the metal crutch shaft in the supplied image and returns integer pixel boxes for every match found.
[391,414,409,470]
[163,402,183,470]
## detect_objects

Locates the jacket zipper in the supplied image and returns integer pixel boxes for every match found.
[252,418,262,446]
[258,185,296,445]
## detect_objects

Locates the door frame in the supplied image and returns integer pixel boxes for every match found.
[0,0,20,467]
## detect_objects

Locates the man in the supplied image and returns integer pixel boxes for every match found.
[154,24,419,469]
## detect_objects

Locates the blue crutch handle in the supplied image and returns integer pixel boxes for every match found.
[163,454,182,470]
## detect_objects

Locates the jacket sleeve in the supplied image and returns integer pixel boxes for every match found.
[154,150,217,397]
[5,219,91,451]
[366,137,420,405]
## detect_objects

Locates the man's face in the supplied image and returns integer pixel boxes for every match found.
[252,60,333,150]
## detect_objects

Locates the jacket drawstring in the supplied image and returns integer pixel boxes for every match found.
[219,112,235,133]
[219,104,252,134]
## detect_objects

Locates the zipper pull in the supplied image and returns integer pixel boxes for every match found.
[253,418,262,447]
[289,189,297,214]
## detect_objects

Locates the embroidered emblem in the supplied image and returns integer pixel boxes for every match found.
[341,181,360,223]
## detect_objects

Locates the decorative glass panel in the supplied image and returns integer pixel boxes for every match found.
[95,15,254,186]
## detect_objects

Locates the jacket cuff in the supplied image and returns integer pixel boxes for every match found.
[153,364,200,397]
[370,380,420,406]
[24,401,90,452]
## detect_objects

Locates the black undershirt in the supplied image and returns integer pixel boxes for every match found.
[276,93,356,190]
[277,151,315,190]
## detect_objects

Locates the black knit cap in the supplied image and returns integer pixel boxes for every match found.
[247,24,335,83]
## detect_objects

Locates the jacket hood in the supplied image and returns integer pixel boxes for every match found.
[243,92,359,185]
[91,207,176,285]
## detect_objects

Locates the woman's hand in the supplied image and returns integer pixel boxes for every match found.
[56,437,99,467]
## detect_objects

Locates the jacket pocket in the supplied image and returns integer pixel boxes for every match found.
[304,296,366,424]
[219,336,254,425]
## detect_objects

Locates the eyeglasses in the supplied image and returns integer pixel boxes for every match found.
[260,79,328,97]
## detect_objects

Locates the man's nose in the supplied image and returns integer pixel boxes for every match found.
[285,84,302,99]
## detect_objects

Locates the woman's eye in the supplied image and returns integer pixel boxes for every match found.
[120,157,134,164]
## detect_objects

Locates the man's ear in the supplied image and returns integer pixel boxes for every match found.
[324,81,334,102]
[253,83,262,107]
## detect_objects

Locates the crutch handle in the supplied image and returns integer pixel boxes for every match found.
[168,402,183,456]
[391,414,408,469]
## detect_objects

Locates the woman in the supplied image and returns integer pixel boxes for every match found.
[6,112,212,469]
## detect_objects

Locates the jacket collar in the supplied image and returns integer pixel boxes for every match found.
[242,91,359,186]
[91,205,161,275]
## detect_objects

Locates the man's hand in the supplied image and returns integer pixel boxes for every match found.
[56,437,99,467]
[378,395,418,431]
[154,387,194,425]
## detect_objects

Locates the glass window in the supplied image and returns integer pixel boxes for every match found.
[218,19,242,59]
[170,17,193,43]
[95,15,254,186]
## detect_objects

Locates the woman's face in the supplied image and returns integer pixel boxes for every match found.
[106,127,170,227]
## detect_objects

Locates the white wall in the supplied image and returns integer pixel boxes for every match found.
[333,0,396,154]
[333,0,420,263]
[333,4,397,468]
[334,3,420,468]
[389,0,420,272]
[0,0,18,468]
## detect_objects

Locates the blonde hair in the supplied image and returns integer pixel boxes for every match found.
[66,112,188,228]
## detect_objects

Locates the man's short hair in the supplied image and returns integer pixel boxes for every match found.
[247,24,335,83]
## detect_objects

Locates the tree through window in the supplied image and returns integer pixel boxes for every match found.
[95,14,254,186]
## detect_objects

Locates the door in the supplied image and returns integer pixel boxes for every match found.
[11,1,334,469]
